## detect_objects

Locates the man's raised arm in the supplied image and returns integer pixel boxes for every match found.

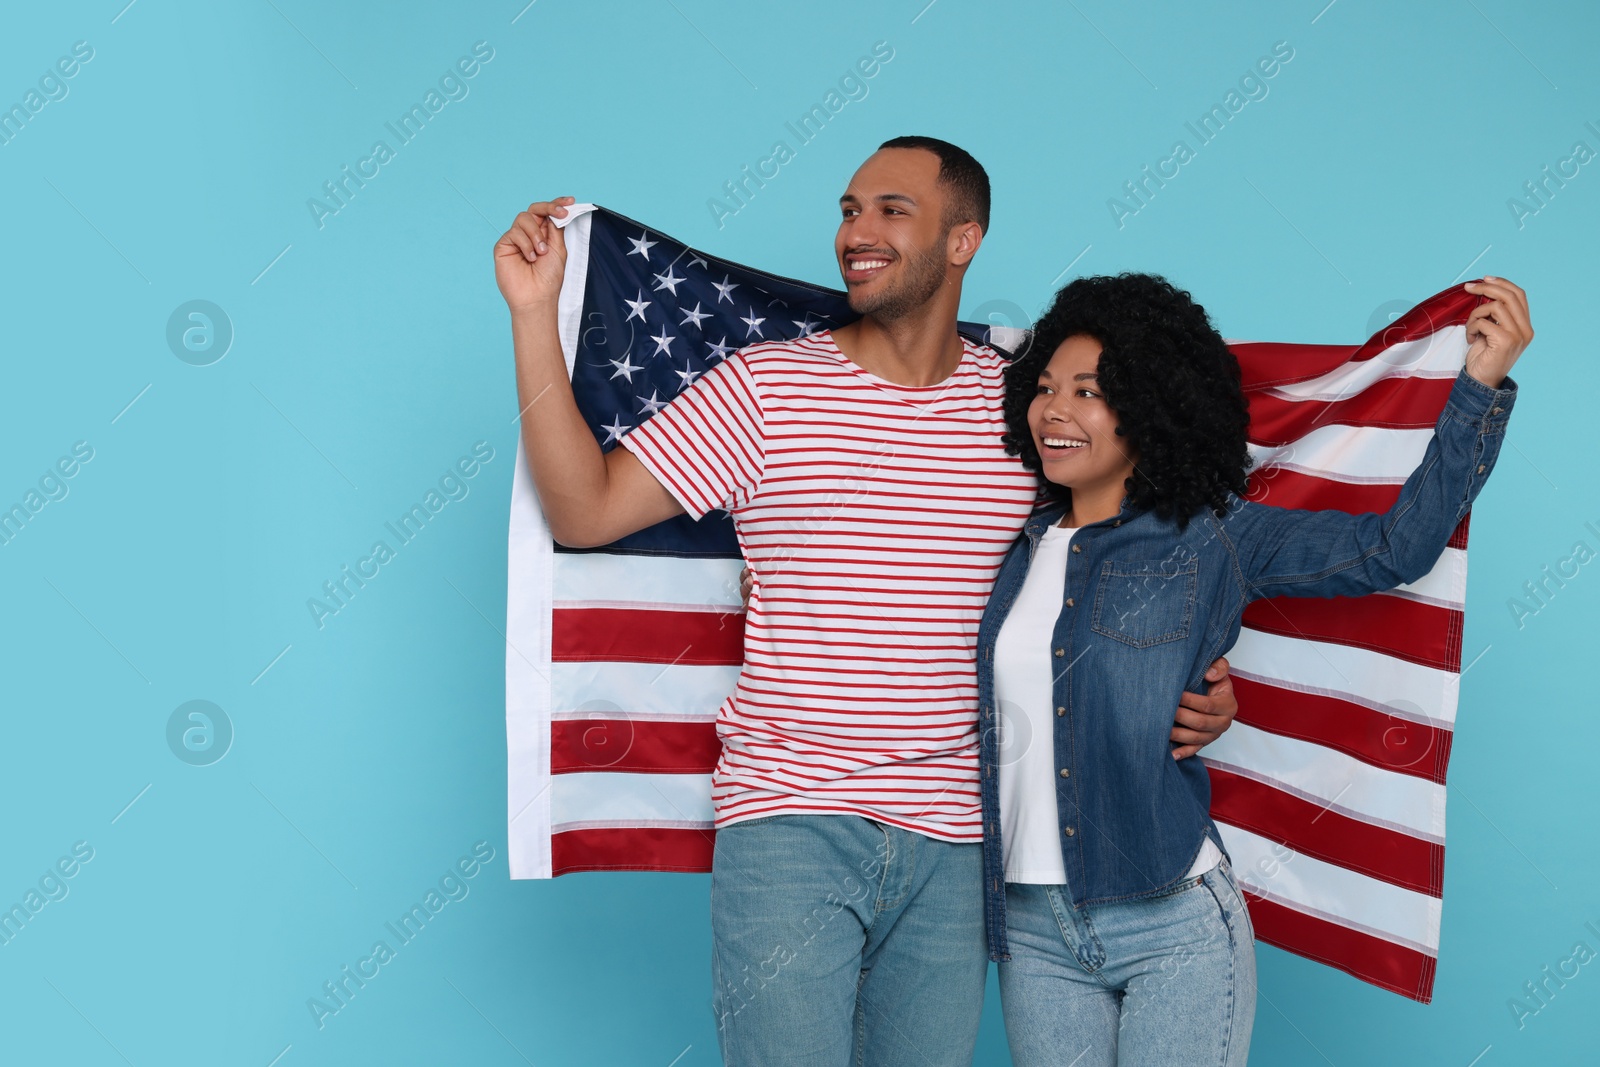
[495,196,685,547]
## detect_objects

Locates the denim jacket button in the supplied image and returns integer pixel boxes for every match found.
[1063,826,1076,836]
[1065,597,1075,608]
[1058,768,1070,779]
[1054,648,1064,657]
[1071,544,1082,553]
[1477,464,1486,473]
[1056,706,1065,716]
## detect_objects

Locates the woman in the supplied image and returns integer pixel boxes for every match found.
[975,273,1531,1065]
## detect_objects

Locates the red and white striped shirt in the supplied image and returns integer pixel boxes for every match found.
[620,332,1042,841]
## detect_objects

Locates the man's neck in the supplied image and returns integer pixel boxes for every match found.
[831,301,966,388]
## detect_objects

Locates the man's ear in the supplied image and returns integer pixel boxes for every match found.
[949,220,984,267]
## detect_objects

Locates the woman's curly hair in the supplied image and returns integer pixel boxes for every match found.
[1000,273,1252,527]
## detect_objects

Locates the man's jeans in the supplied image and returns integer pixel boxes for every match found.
[711,814,987,1066]
[997,857,1257,1067]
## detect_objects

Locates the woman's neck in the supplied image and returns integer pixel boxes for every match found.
[1061,481,1125,528]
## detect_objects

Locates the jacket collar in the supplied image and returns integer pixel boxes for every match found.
[1023,495,1141,543]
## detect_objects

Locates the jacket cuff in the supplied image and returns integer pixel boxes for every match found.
[1445,368,1517,431]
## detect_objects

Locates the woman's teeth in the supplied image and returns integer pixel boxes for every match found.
[1042,436,1086,449]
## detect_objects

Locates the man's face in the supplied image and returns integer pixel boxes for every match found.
[835,148,953,320]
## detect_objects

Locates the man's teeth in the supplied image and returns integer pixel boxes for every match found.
[1042,437,1086,448]
[851,259,889,270]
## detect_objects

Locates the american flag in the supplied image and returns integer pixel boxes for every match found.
[504,203,1482,1003]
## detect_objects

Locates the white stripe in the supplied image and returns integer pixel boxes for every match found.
[1220,824,1441,953]
[1386,546,1466,610]
[552,771,715,827]
[553,551,745,609]
[506,207,595,880]
[551,661,736,720]
[554,818,711,832]
[1258,325,1468,401]
[1226,628,1459,727]
[1249,424,1433,485]
[1201,722,1444,840]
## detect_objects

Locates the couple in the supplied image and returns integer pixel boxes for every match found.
[495,137,1530,1066]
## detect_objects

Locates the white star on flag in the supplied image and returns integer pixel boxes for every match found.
[608,354,642,381]
[673,363,702,391]
[792,312,824,336]
[636,390,668,416]
[627,232,656,259]
[712,275,739,304]
[680,303,711,330]
[652,269,685,295]
[649,329,676,356]
[623,290,651,323]
[741,308,766,338]
[706,337,735,363]
[600,415,630,444]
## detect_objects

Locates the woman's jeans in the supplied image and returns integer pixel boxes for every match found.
[998,858,1257,1066]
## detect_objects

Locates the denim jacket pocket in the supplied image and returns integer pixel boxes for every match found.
[1089,558,1198,648]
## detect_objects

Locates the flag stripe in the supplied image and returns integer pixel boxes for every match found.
[1230,675,1452,784]
[552,827,714,875]
[1247,467,1406,513]
[1242,891,1437,1002]
[1220,825,1441,951]
[1201,723,1443,841]
[553,552,744,606]
[1225,628,1459,726]
[1248,423,1436,485]
[1245,375,1457,446]
[1242,592,1463,672]
[551,718,719,775]
[1247,468,1475,551]
[1231,284,1482,387]
[1208,767,1442,896]
[552,661,735,720]
[551,770,715,827]
[552,606,744,665]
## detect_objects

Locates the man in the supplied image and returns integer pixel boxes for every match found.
[494,136,1238,1066]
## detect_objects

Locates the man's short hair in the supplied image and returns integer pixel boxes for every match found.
[878,135,991,233]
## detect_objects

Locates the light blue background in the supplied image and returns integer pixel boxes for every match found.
[1,1,1595,1064]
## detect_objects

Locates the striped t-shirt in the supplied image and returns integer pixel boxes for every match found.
[620,331,1042,842]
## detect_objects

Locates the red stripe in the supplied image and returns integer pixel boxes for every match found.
[1231,283,1483,390]
[1231,342,1359,390]
[1348,284,1485,362]
[1241,891,1437,1003]
[551,827,714,874]
[1245,376,1457,447]
[1241,593,1463,672]
[1230,675,1452,784]
[1246,472,1477,557]
[550,718,720,775]
[1208,767,1442,897]
[1245,467,1403,514]
[552,607,743,665]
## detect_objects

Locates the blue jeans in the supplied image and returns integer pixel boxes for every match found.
[710,814,987,1067]
[998,858,1256,1066]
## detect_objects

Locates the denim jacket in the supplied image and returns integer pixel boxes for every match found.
[976,369,1517,960]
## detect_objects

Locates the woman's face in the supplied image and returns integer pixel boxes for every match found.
[1028,334,1137,494]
